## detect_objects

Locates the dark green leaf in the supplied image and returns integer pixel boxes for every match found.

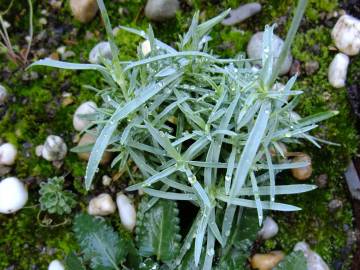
[73,214,128,270]
[136,198,181,263]
[65,252,86,270]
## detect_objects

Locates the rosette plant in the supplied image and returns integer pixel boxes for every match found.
[31,0,336,268]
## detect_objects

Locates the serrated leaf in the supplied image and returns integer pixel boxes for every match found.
[273,251,307,270]
[65,252,86,270]
[73,214,127,270]
[136,198,181,263]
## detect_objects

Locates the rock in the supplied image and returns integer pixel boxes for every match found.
[0,143,17,166]
[89,42,112,64]
[35,145,43,157]
[289,59,301,76]
[222,3,261,25]
[70,0,98,23]
[73,101,97,131]
[145,0,180,22]
[328,53,349,88]
[0,165,11,177]
[77,133,112,165]
[331,14,360,56]
[41,135,67,161]
[294,242,329,270]
[247,32,293,75]
[116,193,136,231]
[291,153,312,181]
[102,175,112,186]
[0,84,8,105]
[141,40,151,56]
[328,199,343,212]
[48,259,64,270]
[88,193,116,216]
[305,60,320,75]
[316,174,328,189]
[258,216,279,240]
[250,251,285,270]
[0,177,28,214]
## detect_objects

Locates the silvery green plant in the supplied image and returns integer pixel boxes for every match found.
[31,0,336,268]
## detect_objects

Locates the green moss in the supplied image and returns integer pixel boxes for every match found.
[0,199,77,269]
[0,0,358,268]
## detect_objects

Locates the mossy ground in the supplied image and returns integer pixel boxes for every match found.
[0,0,358,269]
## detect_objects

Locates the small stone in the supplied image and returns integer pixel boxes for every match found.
[141,40,151,56]
[70,0,98,23]
[0,165,11,177]
[305,60,320,75]
[0,143,17,166]
[331,14,360,56]
[48,259,64,270]
[39,18,47,25]
[116,193,136,231]
[61,93,74,106]
[41,135,67,161]
[22,71,39,81]
[145,0,180,22]
[328,53,349,88]
[0,177,28,214]
[89,42,112,64]
[88,193,116,216]
[73,101,97,131]
[102,175,112,186]
[258,216,279,240]
[247,32,293,75]
[294,242,329,270]
[328,199,343,212]
[0,84,8,105]
[289,59,301,76]
[222,3,261,25]
[35,145,44,157]
[316,174,328,189]
[291,153,312,181]
[77,133,112,165]
[250,251,285,270]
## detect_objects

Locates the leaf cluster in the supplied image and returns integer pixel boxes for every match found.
[32,0,332,268]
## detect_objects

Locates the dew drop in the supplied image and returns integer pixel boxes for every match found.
[207,248,215,256]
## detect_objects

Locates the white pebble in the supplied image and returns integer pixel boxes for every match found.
[0,84,8,105]
[48,259,65,270]
[35,145,44,157]
[328,53,349,88]
[102,175,112,186]
[294,242,329,270]
[0,143,17,166]
[89,42,112,64]
[141,40,151,56]
[331,14,360,56]
[0,177,28,214]
[145,0,180,22]
[247,32,293,75]
[88,193,116,216]
[116,193,136,231]
[258,216,279,240]
[73,101,97,131]
[222,3,261,25]
[41,135,67,161]
[70,0,98,23]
